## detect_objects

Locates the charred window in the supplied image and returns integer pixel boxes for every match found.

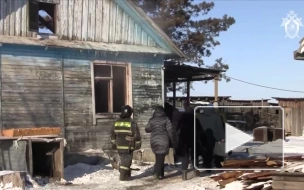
[28,0,56,34]
[94,64,128,114]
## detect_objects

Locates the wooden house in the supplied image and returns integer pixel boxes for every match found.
[0,0,185,153]
[272,97,304,136]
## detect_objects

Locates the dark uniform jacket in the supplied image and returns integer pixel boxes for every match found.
[145,109,177,155]
[110,118,141,154]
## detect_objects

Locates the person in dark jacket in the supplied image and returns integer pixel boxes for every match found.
[177,111,205,180]
[196,104,225,171]
[145,105,177,180]
[110,105,141,181]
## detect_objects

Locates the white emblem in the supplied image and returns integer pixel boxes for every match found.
[281,11,303,39]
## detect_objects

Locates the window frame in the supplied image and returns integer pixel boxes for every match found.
[91,61,133,125]
[28,0,58,34]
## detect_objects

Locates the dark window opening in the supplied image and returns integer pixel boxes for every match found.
[276,109,279,115]
[30,142,61,178]
[95,80,110,113]
[28,0,56,34]
[113,66,126,112]
[94,64,127,114]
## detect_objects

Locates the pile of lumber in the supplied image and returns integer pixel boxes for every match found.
[211,170,273,190]
[210,156,304,190]
[221,155,304,169]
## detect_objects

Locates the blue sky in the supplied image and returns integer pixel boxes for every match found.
[172,1,304,102]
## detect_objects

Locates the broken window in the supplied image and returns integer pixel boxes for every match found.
[94,64,128,114]
[28,0,56,34]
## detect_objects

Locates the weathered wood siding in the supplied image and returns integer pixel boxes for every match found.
[0,50,64,129]
[0,44,163,152]
[0,0,157,46]
[277,100,304,136]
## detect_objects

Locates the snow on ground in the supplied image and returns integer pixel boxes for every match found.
[26,136,304,190]
[284,136,304,155]
[29,161,220,190]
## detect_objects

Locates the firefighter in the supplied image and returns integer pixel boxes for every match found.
[110,105,141,181]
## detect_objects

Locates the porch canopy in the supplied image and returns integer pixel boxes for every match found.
[163,60,225,107]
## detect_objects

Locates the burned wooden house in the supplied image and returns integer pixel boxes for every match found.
[0,0,185,156]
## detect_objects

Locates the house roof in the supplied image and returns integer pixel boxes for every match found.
[164,61,225,82]
[0,35,173,55]
[227,99,270,102]
[117,0,185,59]
[272,97,304,101]
[294,37,304,60]
[0,0,185,59]
[167,96,231,100]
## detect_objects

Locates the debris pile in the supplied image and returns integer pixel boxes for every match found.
[211,170,273,190]
[210,156,304,190]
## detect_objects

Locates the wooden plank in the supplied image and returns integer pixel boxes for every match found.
[2,127,61,137]
[2,74,62,80]
[53,140,64,178]
[3,70,62,76]
[2,65,62,71]
[101,0,109,42]
[28,139,33,175]
[1,96,61,103]
[0,171,25,189]
[272,180,304,190]
[2,84,62,90]
[108,0,116,43]
[60,0,69,39]
[115,5,122,43]
[128,18,134,44]
[1,107,63,112]
[2,122,63,128]
[1,58,62,67]
[273,176,304,182]
[122,11,129,43]
[88,0,96,41]
[74,0,83,40]
[68,0,75,40]
[2,114,62,121]
[3,0,8,35]
[9,0,15,36]
[15,0,22,36]
[21,0,27,36]
[0,0,4,35]
[81,0,89,41]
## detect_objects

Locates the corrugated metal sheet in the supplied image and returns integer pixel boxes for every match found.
[0,0,157,47]
[0,35,171,54]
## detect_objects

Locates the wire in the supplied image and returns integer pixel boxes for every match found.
[226,76,304,94]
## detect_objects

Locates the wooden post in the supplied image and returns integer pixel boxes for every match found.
[187,78,190,104]
[28,139,33,176]
[173,80,176,107]
[214,75,219,102]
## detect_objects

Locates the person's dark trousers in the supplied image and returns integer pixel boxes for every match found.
[203,141,215,172]
[154,154,166,179]
[119,153,133,181]
[181,148,197,170]
[214,155,224,168]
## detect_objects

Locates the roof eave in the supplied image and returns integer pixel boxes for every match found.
[121,0,186,59]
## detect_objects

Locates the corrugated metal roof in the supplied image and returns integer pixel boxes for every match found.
[0,35,171,54]
[272,97,304,101]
